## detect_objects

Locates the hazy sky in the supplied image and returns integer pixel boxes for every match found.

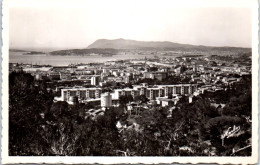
[9,0,252,49]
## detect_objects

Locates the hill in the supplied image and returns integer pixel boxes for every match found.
[87,38,198,50]
[49,48,119,56]
[49,39,251,56]
[87,38,250,52]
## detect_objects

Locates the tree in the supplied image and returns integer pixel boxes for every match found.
[134,95,148,103]
[119,95,133,107]
[9,71,53,155]
[203,116,249,155]
[223,89,251,118]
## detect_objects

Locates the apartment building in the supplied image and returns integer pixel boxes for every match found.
[91,76,100,86]
[101,92,112,108]
[61,87,102,101]
[113,84,197,100]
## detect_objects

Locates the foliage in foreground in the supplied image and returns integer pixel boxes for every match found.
[9,71,252,156]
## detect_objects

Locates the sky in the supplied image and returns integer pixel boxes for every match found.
[9,0,253,50]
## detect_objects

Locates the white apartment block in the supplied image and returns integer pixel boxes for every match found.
[61,87,102,101]
[101,92,112,107]
[91,76,100,86]
[113,84,197,100]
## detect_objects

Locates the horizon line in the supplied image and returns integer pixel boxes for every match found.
[9,38,252,51]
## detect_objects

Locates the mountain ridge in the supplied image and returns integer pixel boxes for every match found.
[87,38,250,50]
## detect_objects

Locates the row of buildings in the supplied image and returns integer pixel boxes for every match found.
[58,83,197,107]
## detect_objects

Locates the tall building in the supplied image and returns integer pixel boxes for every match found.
[103,68,110,74]
[91,76,100,86]
[101,92,112,107]
[125,76,130,83]
[193,65,197,73]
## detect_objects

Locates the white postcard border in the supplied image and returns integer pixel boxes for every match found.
[1,0,259,164]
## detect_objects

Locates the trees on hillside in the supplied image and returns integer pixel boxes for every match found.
[9,71,54,155]
[9,71,252,156]
[119,95,133,107]
[134,95,148,103]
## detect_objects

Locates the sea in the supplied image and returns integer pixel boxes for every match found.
[9,52,168,66]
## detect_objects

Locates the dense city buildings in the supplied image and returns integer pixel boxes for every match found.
[11,53,251,108]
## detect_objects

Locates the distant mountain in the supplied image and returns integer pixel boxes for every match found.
[87,38,196,49]
[48,39,251,56]
[87,38,251,52]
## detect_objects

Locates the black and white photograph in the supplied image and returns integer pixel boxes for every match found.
[2,0,258,164]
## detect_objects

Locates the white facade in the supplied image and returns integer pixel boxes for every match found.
[91,76,100,86]
[61,87,102,102]
[112,84,197,100]
[189,96,193,103]
[101,92,112,107]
